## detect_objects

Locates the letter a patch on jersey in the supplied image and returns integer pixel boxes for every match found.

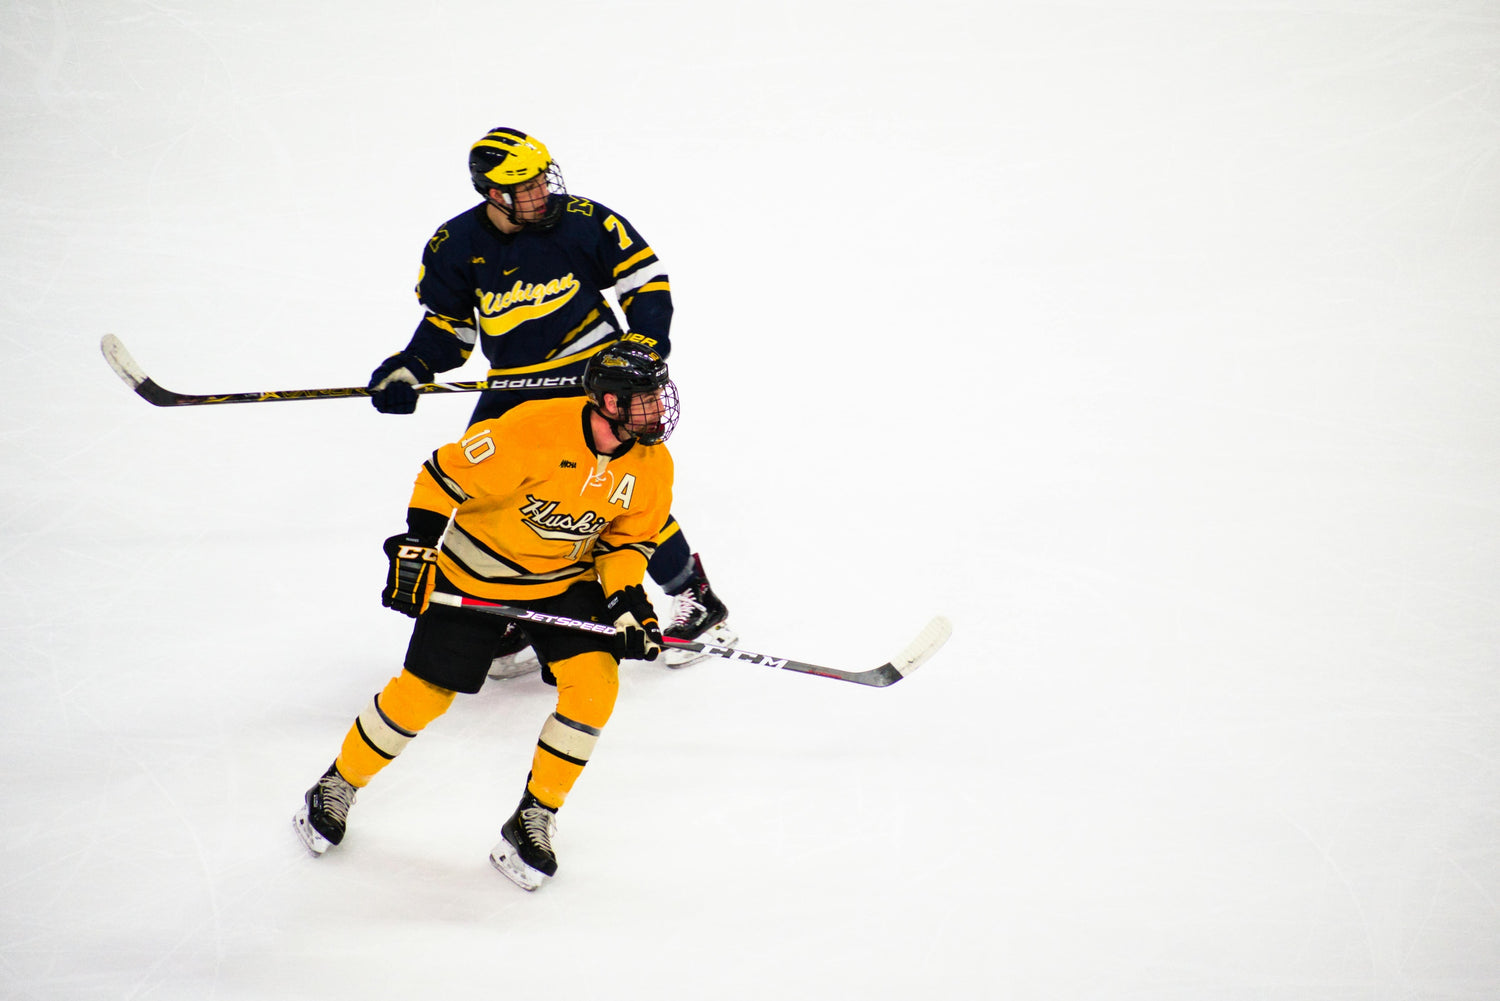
[608,474,637,509]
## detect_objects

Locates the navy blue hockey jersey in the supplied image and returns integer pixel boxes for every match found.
[400,196,672,423]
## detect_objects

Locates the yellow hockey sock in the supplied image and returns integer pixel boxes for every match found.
[526,651,618,809]
[336,670,456,787]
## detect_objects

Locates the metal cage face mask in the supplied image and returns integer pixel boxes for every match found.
[624,380,680,446]
[489,162,566,229]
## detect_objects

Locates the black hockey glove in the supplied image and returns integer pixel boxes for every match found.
[604,584,663,661]
[381,533,439,617]
[368,353,434,414]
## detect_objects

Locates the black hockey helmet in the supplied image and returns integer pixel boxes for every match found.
[584,341,680,446]
[468,126,566,229]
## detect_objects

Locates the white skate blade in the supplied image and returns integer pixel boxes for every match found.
[489,840,550,891]
[663,621,738,668]
[487,648,541,680]
[293,805,332,856]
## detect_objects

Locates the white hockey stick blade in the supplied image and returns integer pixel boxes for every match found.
[101,334,148,390]
[888,615,954,679]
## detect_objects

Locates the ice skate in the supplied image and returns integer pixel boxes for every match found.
[662,554,736,667]
[487,621,539,679]
[293,763,357,856]
[489,792,558,891]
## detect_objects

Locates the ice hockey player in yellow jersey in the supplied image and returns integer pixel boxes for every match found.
[294,342,678,891]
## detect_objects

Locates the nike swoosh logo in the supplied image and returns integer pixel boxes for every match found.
[504,267,519,275]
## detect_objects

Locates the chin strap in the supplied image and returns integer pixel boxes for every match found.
[589,400,636,447]
[483,190,560,231]
[484,192,519,225]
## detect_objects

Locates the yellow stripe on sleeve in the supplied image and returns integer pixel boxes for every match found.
[612,247,655,278]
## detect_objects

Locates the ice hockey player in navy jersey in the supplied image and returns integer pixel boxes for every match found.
[365,127,733,676]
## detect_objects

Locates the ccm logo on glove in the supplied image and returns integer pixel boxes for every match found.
[382,533,440,617]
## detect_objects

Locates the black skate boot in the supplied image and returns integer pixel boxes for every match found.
[663,553,737,667]
[489,791,558,891]
[293,763,357,856]
[487,621,539,680]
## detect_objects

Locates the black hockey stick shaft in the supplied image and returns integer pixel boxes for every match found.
[100,334,492,407]
[427,592,951,688]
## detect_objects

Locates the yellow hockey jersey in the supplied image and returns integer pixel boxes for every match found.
[409,396,674,603]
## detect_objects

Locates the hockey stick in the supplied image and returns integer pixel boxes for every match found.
[427,592,952,688]
[100,334,494,407]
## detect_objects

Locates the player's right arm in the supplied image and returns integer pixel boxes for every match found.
[382,463,459,617]
[382,427,489,613]
[405,419,520,541]
[369,213,484,413]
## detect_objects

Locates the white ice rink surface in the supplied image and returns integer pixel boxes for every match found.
[4,2,1499,998]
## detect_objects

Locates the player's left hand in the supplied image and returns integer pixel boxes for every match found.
[604,584,662,661]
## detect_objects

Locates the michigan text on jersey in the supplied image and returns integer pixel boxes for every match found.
[477,275,581,336]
